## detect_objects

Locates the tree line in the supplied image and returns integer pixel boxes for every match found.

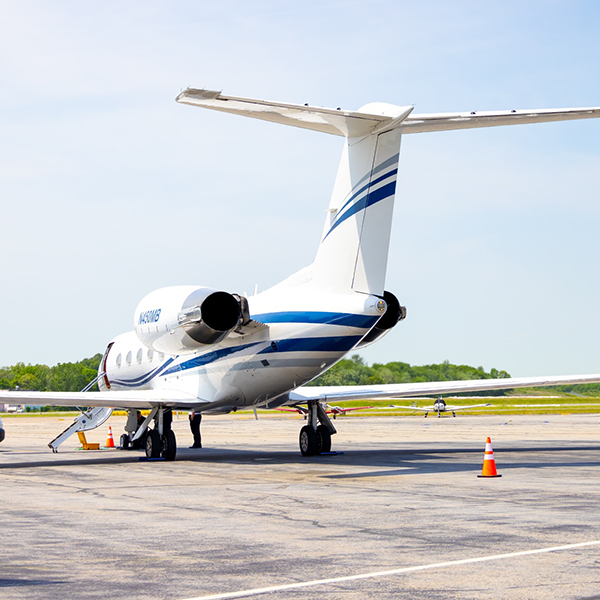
[0,354,102,393]
[1,353,598,397]
[308,355,600,396]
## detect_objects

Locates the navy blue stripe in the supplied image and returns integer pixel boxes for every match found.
[118,336,364,387]
[258,336,363,354]
[113,357,175,387]
[114,358,174,384]
[253,311,378,329]
[332,168,398,230]
[324,180,397,240]
[342,153,400,202]
[163,342,261,376]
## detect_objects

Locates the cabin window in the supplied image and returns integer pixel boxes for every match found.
[126,351,132,366]
[116,353,122,368]
[147,348,154,362]
[158,352,164,361]
[136,348,143,364]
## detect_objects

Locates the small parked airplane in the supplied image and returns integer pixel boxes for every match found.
[388,398,491,418]
[2,89,600,460]
[277,404,374,419]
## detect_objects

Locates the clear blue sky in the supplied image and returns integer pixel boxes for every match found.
[1,0,599,377]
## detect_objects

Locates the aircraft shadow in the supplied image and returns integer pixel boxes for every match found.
[0,578,67,588]
[2,444,600,475]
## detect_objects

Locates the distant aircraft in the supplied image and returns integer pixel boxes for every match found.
[277,404,374,419]
[2,89,600,460]
[389,398,491,418]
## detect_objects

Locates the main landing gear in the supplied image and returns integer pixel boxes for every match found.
[123,407,177,461]
[298,401,336,456]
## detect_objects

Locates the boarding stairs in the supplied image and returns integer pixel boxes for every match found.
[47,372,113,452]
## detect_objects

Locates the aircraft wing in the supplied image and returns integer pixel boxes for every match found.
[329,405,374,413]
[387,405,433,412]
[386,403,491,411]
[445,403,492,411]
[0,390,205,410]
[289,374,600,403]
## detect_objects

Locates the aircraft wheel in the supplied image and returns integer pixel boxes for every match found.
[299,425,318,456]
[120,434,130,450]
[162,429,177,461]
[316,425,331,453]
[146,429,161,459]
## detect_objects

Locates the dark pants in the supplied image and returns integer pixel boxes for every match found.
[189,413,202,447]
[163,408,173,431]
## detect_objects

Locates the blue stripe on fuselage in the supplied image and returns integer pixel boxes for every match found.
[259,335,363,354]
[114,335,365,388]
[112,357,175,387]
[252,311,379,329]
[162,342,261,376]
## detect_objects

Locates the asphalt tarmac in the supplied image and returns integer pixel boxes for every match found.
[1,413,600,600]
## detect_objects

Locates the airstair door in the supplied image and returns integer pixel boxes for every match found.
[48,407,113,452]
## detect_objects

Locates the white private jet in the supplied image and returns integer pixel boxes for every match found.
[2,89,600,460]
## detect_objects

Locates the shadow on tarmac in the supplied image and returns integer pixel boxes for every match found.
[2,444,600,475]
[0,578,67,588]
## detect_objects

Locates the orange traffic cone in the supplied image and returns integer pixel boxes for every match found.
[478,437,501,478]
[106,426,115,448]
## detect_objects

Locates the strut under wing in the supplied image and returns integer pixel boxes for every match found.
[289,374,600,403]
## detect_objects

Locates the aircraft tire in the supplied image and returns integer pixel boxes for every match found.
[299,425,318,456]
[146,429,161,459]
[316,425,331,453]
[162,429,177,461]
[120,434,130,450]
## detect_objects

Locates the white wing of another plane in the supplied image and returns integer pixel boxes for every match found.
[288,374,600,403]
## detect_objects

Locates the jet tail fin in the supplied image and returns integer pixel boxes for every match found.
[177,89,600,297]
[177,89,413,296]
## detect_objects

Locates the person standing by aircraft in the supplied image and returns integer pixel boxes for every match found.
[189,410,202,448]
[0,415,4,443]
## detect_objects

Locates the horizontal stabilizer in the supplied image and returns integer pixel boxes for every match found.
[402,107,600,134]
[176,88,413,137]
[290,374,600,403]
[177,89,600,136]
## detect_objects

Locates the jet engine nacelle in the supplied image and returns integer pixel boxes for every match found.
[356,290,406,349]
[134,285,245,354]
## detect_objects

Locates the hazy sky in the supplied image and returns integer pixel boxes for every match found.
[1,0,599,377]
